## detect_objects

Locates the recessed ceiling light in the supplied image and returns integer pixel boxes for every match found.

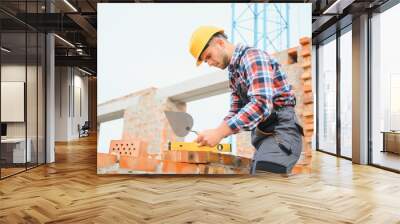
[1,47,11,53]
[54,34,75,48]
[78,67,92,76]
[323,0,354,15]
[63,0,78,12]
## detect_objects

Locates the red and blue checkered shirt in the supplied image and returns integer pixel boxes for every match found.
[224,44,296,133]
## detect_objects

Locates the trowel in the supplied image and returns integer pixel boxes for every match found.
[164,110,232,153]
[164,111,198,137]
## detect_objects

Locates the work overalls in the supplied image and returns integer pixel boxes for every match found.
[234,48,304,175]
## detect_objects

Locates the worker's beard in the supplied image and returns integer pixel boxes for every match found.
[220,51,230,69]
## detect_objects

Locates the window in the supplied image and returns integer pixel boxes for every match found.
[317,36,337,154]
[371,3,400,171]
[339,27,352,158]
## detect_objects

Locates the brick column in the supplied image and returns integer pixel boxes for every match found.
[122,88,186,154]
[299,37,313,159]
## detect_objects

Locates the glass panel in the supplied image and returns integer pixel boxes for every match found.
[340,29,352,158]
[371,3,400,171]
[27,30,38,169]
[26,0,38,169]
[38,32,45,165]
[1,30,27,177]
[0,1,46,178]
[317,36,337,154]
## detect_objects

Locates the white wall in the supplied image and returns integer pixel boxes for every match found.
[1,63,46,163]
[55,67,89,141]
[72,73,89,138]
[55,66,68,141]
[1,65,38,138]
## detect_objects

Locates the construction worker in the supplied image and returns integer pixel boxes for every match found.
[189,26,304,175]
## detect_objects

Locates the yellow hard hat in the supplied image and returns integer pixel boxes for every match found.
[189,26,224,66]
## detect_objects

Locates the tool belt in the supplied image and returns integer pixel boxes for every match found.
[254,107,304,156]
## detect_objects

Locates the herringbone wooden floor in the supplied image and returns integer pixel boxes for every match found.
[1,134,400,224]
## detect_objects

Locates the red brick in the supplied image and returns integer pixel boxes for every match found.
[193,152,253,169]
[287,47,298,65]
[303,67,311,76]
[162,150,176,161]
[288,47,298,56]
[187,151,208,163]
[304,130,314,138]
[119,156,160,172]
[161,161,199,174]
[208,152,221,163]
[304,116,313,125]
[302,63,311,70]
[304,104,313,114]
[231,167,251,174]
[301,72,312,80]
[238,157,252,167]
[292,164,312,174]
[162,152,246,167]
[109,139,148,158]
[176,151,187,161]
[207,165,227,174]
[97,153,117,168]
[220,154,234,166]
[299,37,311,45]
[303,108,313,118]
[198,164,208,174]
[305,137,313,144]
[305,123,314,131]
[301,45,311,57]
[303,79,312,92]
[304,144,312,157]
[198,164,249,174]
[304,92,313,104]
[162,151,209,163]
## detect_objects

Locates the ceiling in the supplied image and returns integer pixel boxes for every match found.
[0,0,394,75]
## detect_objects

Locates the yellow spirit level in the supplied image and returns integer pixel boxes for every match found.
[168,141,232,153]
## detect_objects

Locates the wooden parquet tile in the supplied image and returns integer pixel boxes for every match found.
[1,135,399,223]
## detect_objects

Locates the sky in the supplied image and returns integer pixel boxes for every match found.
[97,3,311,152]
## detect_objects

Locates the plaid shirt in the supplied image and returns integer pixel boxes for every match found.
[224,44,296,133]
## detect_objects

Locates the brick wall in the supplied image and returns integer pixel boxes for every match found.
[98,89,251,174]
[97,138,251,174]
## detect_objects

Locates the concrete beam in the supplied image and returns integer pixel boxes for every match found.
[312,15,334,33]
[157,71,229,103]
[97,93,140,124]
[97,71,229,124]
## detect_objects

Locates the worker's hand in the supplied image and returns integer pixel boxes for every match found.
[194,129,224,147]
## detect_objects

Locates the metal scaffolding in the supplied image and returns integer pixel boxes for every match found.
[231,3,290,53]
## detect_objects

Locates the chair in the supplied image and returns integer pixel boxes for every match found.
[79,121,90,138]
